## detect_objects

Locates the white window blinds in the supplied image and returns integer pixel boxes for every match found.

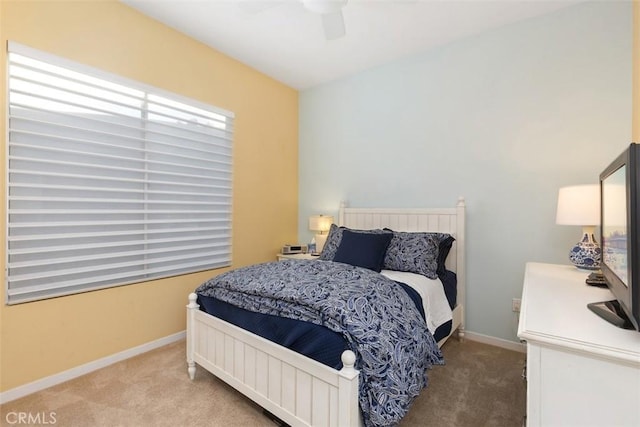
[6,42,234,304]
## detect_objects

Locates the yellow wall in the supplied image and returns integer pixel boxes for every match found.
[0,0,298,392]
[634,0,640,141]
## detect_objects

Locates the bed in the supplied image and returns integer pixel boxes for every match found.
[186,198,466,427]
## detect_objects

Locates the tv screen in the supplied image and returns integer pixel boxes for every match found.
[592,143,640,331]
[601,165,628,286]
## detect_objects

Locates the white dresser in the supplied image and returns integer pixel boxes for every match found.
[518,262,640,427]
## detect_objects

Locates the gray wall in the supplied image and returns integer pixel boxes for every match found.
[298,1,632,342]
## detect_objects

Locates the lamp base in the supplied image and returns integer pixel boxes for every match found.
[315,233,328,254]
[569,227,601,270]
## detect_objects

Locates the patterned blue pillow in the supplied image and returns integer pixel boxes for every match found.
[318,224,389,261]
[383,231,453,279]
[333,230,393,272]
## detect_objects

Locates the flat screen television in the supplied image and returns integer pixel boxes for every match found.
[588,143,640,331]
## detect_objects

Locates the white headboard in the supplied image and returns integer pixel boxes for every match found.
[338,197,466,312]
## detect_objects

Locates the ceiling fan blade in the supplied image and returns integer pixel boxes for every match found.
[322,10,345,40]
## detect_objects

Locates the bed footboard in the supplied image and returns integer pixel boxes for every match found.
[187,293,362,427]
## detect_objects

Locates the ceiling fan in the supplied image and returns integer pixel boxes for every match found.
[301,0,348,40]
[239,0,349,41]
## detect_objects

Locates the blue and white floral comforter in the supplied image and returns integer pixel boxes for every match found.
[196,259,444,427]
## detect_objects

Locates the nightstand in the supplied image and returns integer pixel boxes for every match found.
[276,253,316,261]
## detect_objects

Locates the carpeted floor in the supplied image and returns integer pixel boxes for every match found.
[1,338,526,427]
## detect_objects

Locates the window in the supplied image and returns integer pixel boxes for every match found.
[6,42,234,304]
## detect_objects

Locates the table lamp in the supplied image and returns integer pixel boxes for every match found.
[309,214,334,254]
[556,184,601,270]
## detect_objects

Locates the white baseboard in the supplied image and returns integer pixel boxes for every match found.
[0,331,186,404]
[465,331,526,353]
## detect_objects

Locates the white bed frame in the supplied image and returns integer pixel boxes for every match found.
[186,198,465,427]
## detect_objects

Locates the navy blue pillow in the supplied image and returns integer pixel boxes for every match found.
[332,229,393,272]
[437,235,455,276]
[319,224,388,261]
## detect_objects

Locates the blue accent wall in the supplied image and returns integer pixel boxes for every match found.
[298,1,632,342]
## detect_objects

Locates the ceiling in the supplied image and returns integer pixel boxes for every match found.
[121,0,582,90]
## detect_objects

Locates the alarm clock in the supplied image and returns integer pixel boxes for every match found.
[282,244,308,255]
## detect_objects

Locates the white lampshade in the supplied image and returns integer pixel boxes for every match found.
[308,215,334,233]
[556,185,600,226]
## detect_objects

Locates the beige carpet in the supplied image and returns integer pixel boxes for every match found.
[1,338,526,427]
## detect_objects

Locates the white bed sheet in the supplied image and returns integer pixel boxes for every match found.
[381,269,453,334]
